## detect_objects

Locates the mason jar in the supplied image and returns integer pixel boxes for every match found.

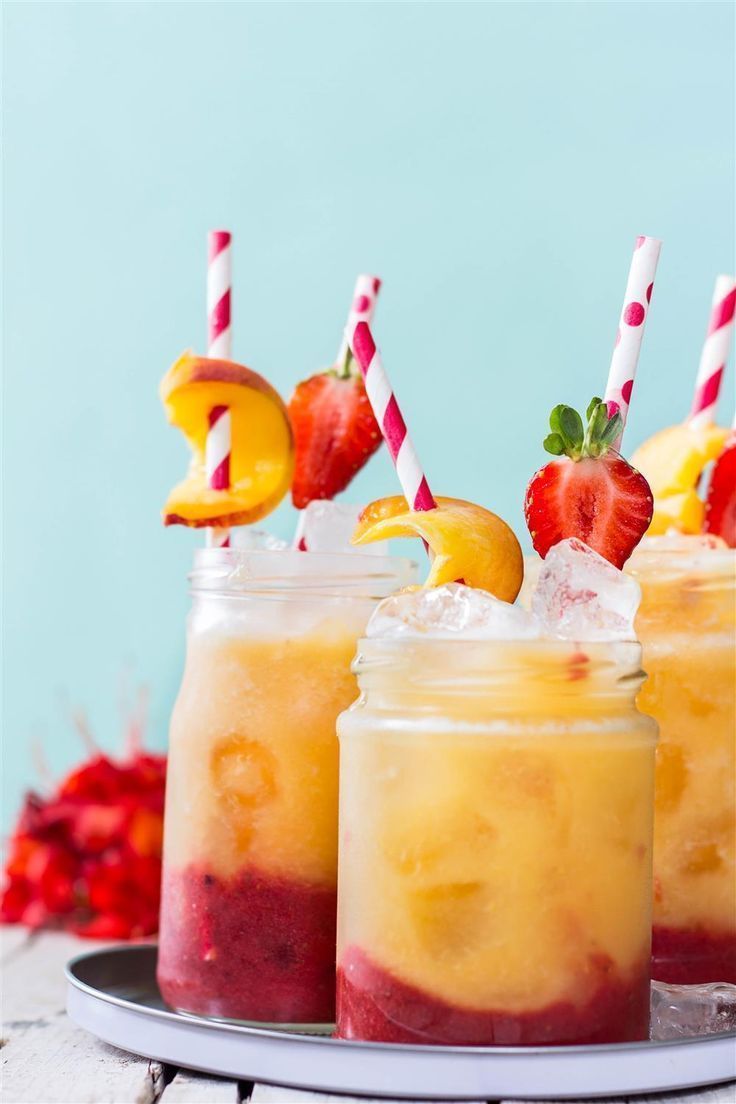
[157,547,415,1026]
[628,537,736,984]
[336,636,657,1045]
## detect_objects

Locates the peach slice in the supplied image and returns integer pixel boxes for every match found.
[353,496,524,602]
[161,353,294,528]
[631,422,728,536]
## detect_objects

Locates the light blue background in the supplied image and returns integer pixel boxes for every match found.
[3,2,734,825]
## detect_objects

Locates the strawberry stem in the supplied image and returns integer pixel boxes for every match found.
[335,346,355,380]
[543,397,623,461]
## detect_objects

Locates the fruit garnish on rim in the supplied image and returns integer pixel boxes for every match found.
[288,358,382,509]
[704,432,736,547]
[353,495,524,603]
[524,397,653,569]
[160,353,294,528]
[630,421,728,537]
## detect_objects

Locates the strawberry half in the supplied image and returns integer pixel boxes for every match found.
[704,437,736,547]
[524,397,654,569]
[288,360,382,508]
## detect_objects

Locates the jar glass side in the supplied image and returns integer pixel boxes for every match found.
[627,543,736,984]
[157,550,416,1026]
[336,637,657,1045]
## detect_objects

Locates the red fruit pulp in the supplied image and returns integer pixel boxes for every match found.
[157,864,337,1024]
[652,926,736,985]
[336,946,650,1045]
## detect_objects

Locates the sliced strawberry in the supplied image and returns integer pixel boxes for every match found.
[288,368,382,508]
[704,439,736,547]
[524,397,653,569]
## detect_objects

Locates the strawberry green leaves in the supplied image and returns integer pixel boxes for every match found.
[543,397,623,461]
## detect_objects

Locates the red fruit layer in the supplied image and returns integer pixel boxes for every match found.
[157,864,336,1023]
[336,946,650,1045]
[652,925,736,985]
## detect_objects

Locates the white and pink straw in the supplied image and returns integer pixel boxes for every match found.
[205,230,233,548]
[688,274,736,428]
[335,274,382,368]
[604,235,662,449]
[347,320,436,513]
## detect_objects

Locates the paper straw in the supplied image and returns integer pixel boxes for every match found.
[688,275,736,428]
[335,274,382,367]
[206,230,232,548]
[293,510,308,551]
[604,235,662,449]
[347,320,436,512]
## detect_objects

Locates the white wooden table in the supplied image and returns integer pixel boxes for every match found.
[2,925,734,1104]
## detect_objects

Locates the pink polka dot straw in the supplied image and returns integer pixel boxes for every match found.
[604,235,662,451]
[335,274,382,368]
[205,230,233,549]
[347,320,437,513]
[689,275,736,429]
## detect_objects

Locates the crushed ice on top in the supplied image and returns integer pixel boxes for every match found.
[230,528,289,551]
[367,583,541,640]
[229,502,388,556]
[532,538,640,642]
[297,501,389,556]
[366,538,641,643]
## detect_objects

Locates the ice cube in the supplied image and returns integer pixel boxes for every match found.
[532,538,641,642]
[295,501,388,555]
[230,529,289,551]
[650,980,736,1039]
[366,583,542,640]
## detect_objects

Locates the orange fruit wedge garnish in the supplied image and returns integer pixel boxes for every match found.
[160,353,294,528]
[631,422,728,536]
[353,495,524,602]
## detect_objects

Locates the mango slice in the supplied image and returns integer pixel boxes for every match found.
[353,495,524,603]
[631,422,728,536]
[161,353,294,528]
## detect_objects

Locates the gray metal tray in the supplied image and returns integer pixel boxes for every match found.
[65,946,736,1100]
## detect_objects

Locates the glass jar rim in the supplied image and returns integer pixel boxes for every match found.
[189,547,417,600]
[353,634,645,680]
[626,536,735,579]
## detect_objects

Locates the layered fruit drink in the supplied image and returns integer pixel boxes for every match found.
[630,421,736,983]
[158,546,413,1023]
[336,394,659,1046]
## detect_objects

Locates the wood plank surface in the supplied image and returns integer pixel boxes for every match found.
[1,926,164,1104]
[160,1069,242,1103]
[2,927,734,1104]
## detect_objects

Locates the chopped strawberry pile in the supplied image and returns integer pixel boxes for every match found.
[704,437,736,547]
[1,750,166,939]
[288,364,382,509]
[525,398,653,569]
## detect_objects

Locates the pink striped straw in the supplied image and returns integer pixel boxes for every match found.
[604,235,662,449]
[688,274,736,428]
[205,230,232,549]
[347,320,436,512]
[335,274,382,367]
